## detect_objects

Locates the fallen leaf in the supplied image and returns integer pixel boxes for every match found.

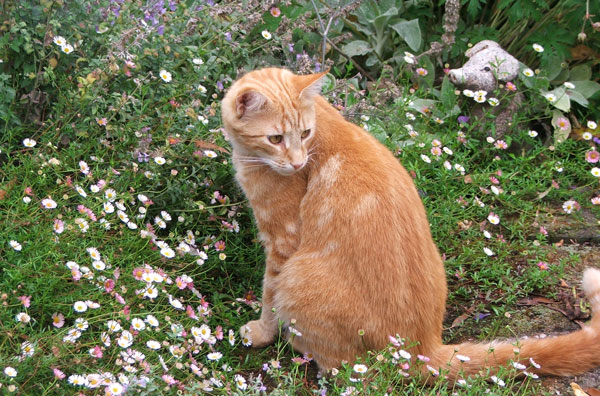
[584,388,600,396]
[517,296,555,306]
[193,140,229,153]
[572,383,590,396]
[554,239,564,247]
[463,175,473,184]
[0,189,6,200]
[559,279,570,288]
[450,313,470,328]
[536,186,552,200]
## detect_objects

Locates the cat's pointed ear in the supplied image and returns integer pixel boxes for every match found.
[298,70,329,100]
[235,90,268,118]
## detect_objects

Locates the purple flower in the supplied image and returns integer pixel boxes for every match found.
[138,152,150,163]
[205,0,215,5]
[216,80,224,91]
[288,43,294,52]
[157,25,165,35]
[314,62,321,72]
[458,115,470,124]
[224,32,232,41]
[168,0,176,11]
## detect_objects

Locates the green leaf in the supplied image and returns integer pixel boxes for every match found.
[544,55,564,81]
[571,80,600,99]
[544,87,570,112]
[408,98,437,116]
[566,90,588,107]
[390,19,422,52]
[551,110,570,144]
[373,7,398,37]
[569,64,592,81]
[342,40,373,57]
[440,76,456,111]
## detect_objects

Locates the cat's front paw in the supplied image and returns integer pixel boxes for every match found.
[240,320,276,348]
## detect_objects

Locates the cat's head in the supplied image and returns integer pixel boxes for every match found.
[222,68,326,175]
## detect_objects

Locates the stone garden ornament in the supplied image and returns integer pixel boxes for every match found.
[448,40,523,137]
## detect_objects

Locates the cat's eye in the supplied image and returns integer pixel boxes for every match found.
[483,66,491,72]
[301,129,311,139]
[268,135,283,144]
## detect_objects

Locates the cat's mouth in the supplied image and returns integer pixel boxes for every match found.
[272,161,306,175]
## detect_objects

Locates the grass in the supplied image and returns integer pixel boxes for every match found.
[1,1,600,395]
[2,89,599,395]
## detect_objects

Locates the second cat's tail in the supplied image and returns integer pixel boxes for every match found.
[428,267,600,380]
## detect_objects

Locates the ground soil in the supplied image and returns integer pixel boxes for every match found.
[444,243,600,395]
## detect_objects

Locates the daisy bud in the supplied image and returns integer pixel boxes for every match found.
[577,32,587,42]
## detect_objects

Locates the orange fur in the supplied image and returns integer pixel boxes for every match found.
[221,67,600,379]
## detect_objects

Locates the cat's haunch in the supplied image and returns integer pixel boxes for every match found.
[221,67,600,380]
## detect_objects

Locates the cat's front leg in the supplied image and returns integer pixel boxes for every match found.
[240,265,279,347]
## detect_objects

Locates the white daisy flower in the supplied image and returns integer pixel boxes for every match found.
[103,202,115,214]
[146,340,161,350]
[15,312,30,323]
[528,130,538,137]
[61,44,74,54]
[491,375,505,387]
[53,36,66,46]
[487,213,500,225]
[41,198,57,209]
[75,185,87,197]
[79,160,90,175]
[353,364,368,374]
[403,52,416,64]
[234,374,247,390]
[23,138,37,147]
[588,121,598,130]
[207,352,222,361]
[9,240,22,251]
[73,301,88,313]
[154,156,166,165]
[131,318,146,331]
[462,89,474,97]
[107,382,124,395]
[543,93,556,102]
[159,70,172,82]
[532,43,544,53]
[106,320,121,333]
[160,247,175,258]
[105,188,117,201]
[204,150,217,158]
[261,30,272,40]
[68,374,87,386]
[145,314,159,327]
[522,68,534,77]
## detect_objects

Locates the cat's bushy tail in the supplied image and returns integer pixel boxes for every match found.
[428,267,600,380]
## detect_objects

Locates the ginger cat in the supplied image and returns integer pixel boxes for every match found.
[221,67,600,379]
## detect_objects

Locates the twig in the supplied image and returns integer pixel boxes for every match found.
[309,0,363,68]
[416,0,460,60]
[320,35,376,81]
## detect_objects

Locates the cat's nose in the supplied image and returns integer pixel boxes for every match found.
[291,163,303,170]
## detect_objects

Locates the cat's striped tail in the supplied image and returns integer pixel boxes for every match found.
[428,267,600,380]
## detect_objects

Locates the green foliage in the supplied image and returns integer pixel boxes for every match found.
[342,0,425,69]
[0,0,599,394]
